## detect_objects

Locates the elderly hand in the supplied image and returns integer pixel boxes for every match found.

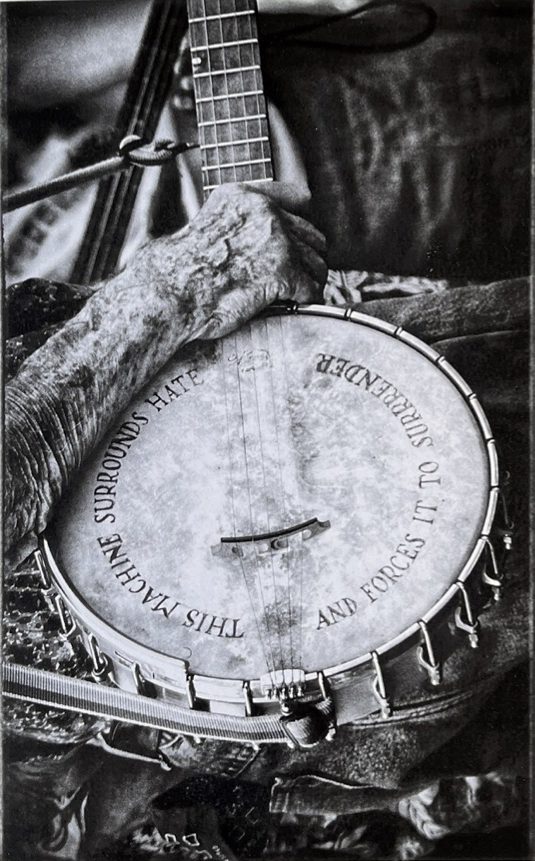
[5,182,327,563]
[132,182,327,340]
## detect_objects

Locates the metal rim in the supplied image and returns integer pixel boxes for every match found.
[42,304,498,700]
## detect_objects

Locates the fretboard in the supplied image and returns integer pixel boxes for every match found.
[187,0,273,194]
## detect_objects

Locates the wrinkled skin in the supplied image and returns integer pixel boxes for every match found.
[4,182,327,566]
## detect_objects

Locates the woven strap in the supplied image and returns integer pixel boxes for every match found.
[2,662,288,745]
[2,662,343,748]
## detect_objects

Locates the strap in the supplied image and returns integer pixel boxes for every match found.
[2,138,196,214]
[2,662,288,745]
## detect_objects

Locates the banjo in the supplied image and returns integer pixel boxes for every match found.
[5,0,508,751]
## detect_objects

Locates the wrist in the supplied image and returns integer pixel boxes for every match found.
[119,212,238,342]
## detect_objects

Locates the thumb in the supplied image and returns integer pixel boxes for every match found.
[242,180,312,217]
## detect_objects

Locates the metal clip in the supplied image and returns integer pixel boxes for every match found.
[186,673,196,709]
[371,651,392,718]
[53,594,77,640]
[243,680,254,717]
[132,662,144,694]
[88,633,109,680]
[131,662,158,698]
[496,488,514,552]
[33,548,51,590]
[34,549,57,612]
[118,134,197,165]
[481,538,503,601]
[417,621,441,685]
[501,531,514,552]
[454,583,479,648]
[317,671,329,700]
[317,672,337,740]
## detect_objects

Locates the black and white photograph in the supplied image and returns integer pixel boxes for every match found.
[1,1,532,858]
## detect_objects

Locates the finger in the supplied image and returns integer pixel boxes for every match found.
[282,269,324,304]
[280,210,327,256]
[299,246,328,288]
[283,227,328,287]
[241,180,312,217]
[198,285,270,340]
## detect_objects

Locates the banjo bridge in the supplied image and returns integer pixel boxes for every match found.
[212,516,330,559]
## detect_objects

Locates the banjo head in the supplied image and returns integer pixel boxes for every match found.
[48,307,495,695]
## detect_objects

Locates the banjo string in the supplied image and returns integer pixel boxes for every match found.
[221,338,273,681]
[236,10,289,682]
[196,0,301,690]
[233,326,279,681]
[218,0,278,683]
[266,314,296,686]
[218,6,284,675]
[244,3,299,686]
[248,323,288,682]
[226,0,288,685]
[278,313,306,680]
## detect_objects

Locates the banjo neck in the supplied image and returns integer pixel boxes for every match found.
[187,0,274,194]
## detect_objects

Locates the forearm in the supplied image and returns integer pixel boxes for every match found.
[5,219,222,561]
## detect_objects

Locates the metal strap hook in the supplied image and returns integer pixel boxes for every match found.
[88,633,110,680]
[481,537,503,602]
[454,582,480,648]
[371,651,392,718]
[53,594,77,641]
[118,134,197,166]
[2,136,197,212]
[496,487,515,552]
[417,620,441,685]
[33,549,51,590]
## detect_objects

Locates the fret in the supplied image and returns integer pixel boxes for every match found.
[196,90,263,103]
[198,95,266,126]
[189,11,254,22]
[203,157,271,171]
[204,165,272,185]
[203,140,268,167]
[194,65,260,78]
[203,138,267,163]
[191,38,256,51]
[196,68,260,99]
[198,114,266,127]
[200,117,269,147]
[200,136,268,149]
[189,17,260,57]
[195,45,259,73]
[189,0,255,14]
[204,178,272,191]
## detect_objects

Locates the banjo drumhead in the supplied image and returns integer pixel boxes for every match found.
[50,311,491,683]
